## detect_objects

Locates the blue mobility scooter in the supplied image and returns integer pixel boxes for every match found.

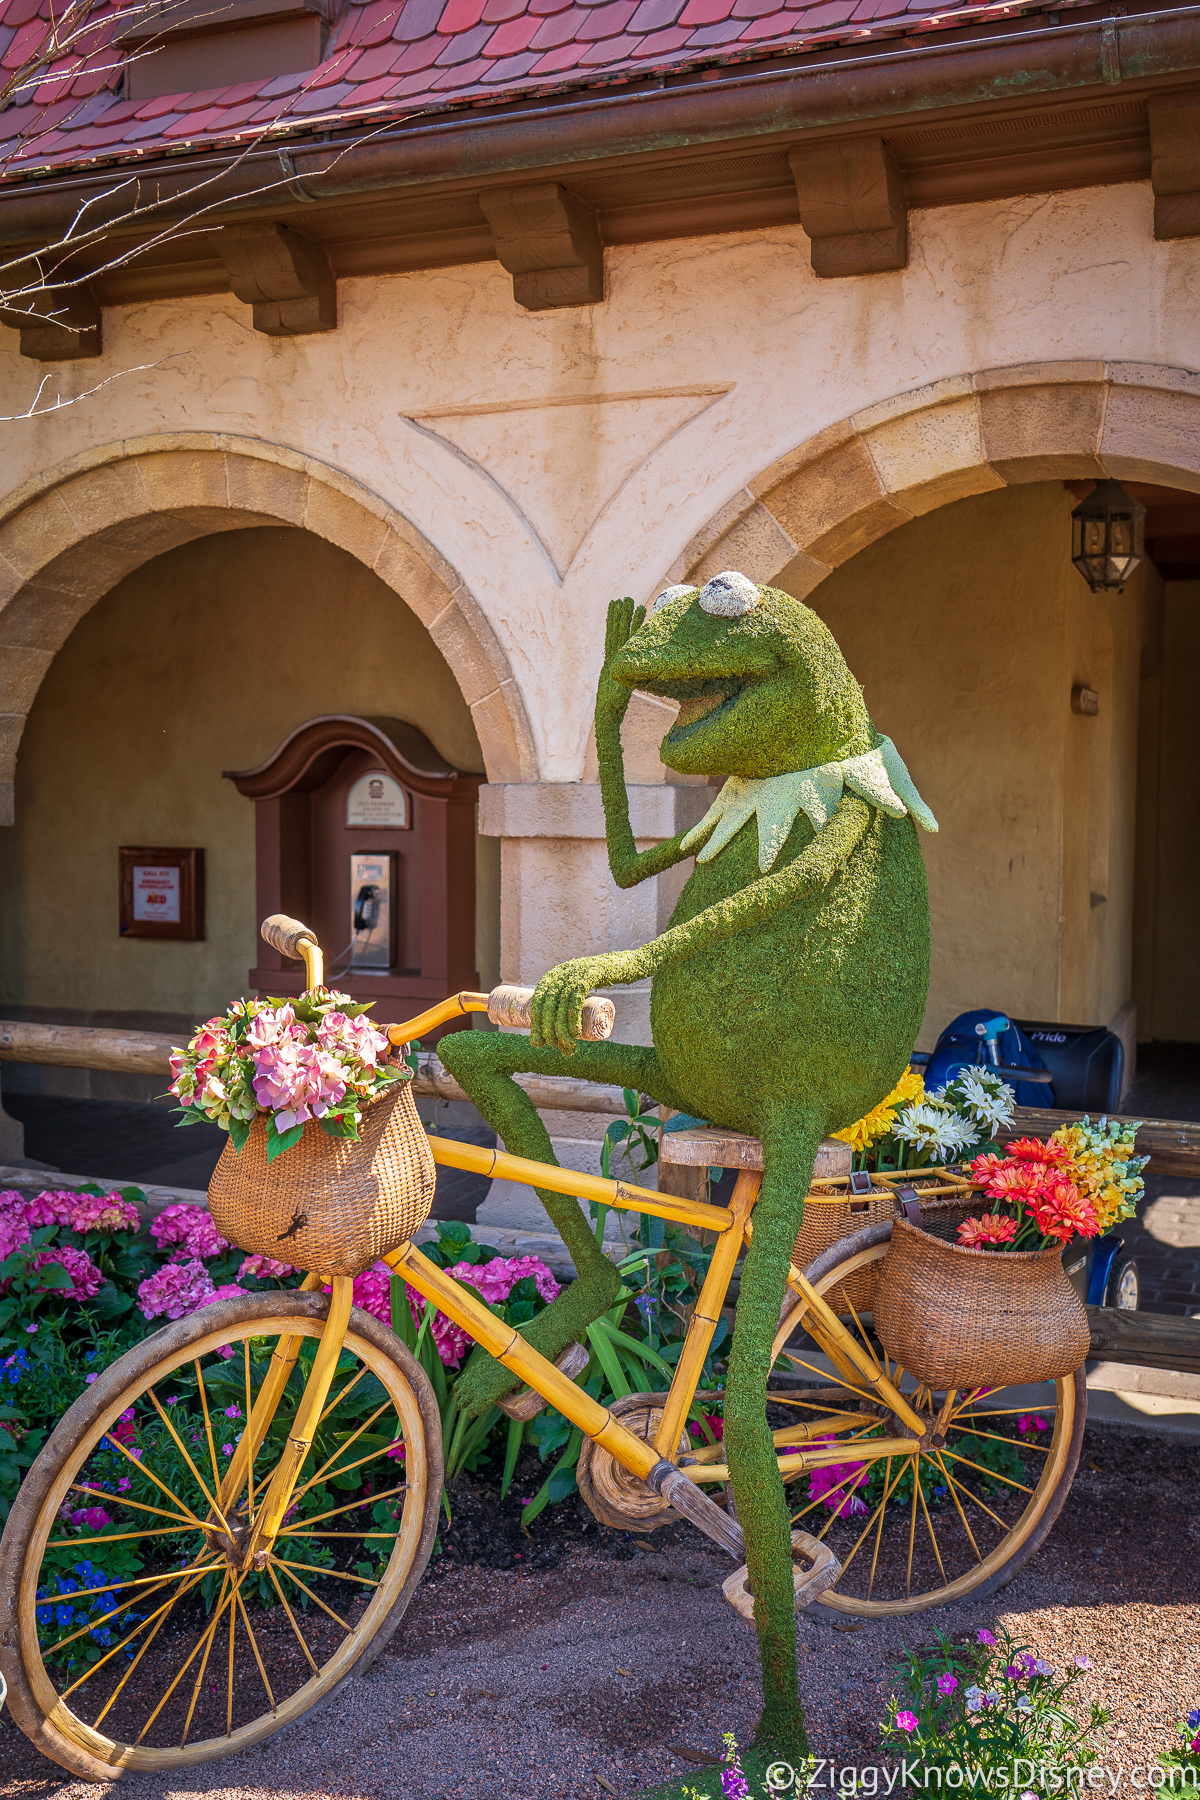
[917,1009,1139,1313]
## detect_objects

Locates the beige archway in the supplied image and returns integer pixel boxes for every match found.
[0,432,536,822]
[662,360,1200,593]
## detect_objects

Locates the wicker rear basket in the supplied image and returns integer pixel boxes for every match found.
[208,1077,436,1278]
[873,1217,1091,1391]
[792,1180,895,1316]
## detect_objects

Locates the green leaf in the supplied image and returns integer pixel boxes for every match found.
[118,1186,147,1205]
[265,1118,305,1164]
[228,1116,252,1154]
[600,1324,673,1382]
[521,1428,582,1524]
[32,1263,73,1291]
[500,1415,524,1500]
[585,1322,630,1400]
[90,1281,134,1320]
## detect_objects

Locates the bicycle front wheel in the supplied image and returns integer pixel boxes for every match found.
[0,1290,442,1780]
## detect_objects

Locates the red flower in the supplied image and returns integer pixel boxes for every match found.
[957,1214,1019,1248]
[1007,1136,1071,1166]
[1027,1177,1098,1243]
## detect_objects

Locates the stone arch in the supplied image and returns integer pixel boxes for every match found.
[0,433,537,821]
[660,360,1200,595]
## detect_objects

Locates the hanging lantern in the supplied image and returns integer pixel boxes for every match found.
[1071,480,1146,592]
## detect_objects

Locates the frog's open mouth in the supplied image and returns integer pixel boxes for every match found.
[650,678,746,742]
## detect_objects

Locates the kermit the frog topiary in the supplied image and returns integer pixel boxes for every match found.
[440,571,935,1756]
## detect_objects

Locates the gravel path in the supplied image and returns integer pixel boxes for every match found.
[2,1422,1197,1800]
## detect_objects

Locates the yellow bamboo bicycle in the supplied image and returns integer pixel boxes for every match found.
[0,922,1084,1780]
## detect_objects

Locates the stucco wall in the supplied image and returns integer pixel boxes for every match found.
[1,180,1198,788]
[805,482,1157,1045]
[0,525,495,1027]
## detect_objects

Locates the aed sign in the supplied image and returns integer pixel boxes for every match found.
[119,846,205,941]
[132,865,180,924]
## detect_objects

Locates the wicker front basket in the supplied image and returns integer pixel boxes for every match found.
[873,1217,1091,1391]
[208,1077,436,1278]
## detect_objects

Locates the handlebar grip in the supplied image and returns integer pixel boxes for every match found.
[487,984,615,1041]
[261,914,319,961]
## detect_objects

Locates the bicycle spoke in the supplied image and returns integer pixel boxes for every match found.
[48,1565,217,1607]
[959,1406,1059,1419]
[318,1363,370,1426]
[939,1447,1033,1496]
[267,1564,318,1674]
[938,1464,1011,1533]
[295,1529,403,1540]
[180,1575,229,1747]
[291,1430,396,1504]
[135,1574,240,1745]
[933,1450,983,1562]
[269,1556,351,1631]
[64,1486,196,1529]
[277,1482,407,1532]
[916,1474,947,1582]
[833,1480,894,1576]
[145,1387,232,1533]
[950,1423,1051,1454]
[905,1470,918,1599]
[227,1573,236,1736]
[274,1556,378,1588]
[781,1351,870,1397]
[60,1563,217,1699]
[866,1458,896,1600]
[235,1583,276,1714]
[296,1401,394,1498]
[194,1358,222,1494]
[102,1431,205,1528]
[244,1344,256,1520]
[92,1569,224,1730]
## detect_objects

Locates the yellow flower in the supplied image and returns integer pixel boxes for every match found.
[835,1072,926,1152]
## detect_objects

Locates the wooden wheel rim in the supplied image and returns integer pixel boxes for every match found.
[2,1296,440,1777]
[771,1236,1084,1618]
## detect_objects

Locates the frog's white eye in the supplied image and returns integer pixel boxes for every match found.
[649,584,694,616]
[698,570,761,617]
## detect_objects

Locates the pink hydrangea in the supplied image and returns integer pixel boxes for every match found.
[32,1246,103,1300]
[447,1255,559,1307]
[150,1204,228,1261]
[137,1259,216,1320]
[805,1434,869,1517]
[0,1212,31,1262]
[238,1254,295,1281]
[316,1010,386,1069]
[20,1190,79,1228]
[251,1040,347,1130]
[193,1284,247,1309]
[351,1263,392,1323]
[68,1192,142,1235]
[404,1282,472,1369]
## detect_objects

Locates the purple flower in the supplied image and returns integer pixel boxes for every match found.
[977,1629,996,1646]
[1075,1655,1092,1671]
[1033,1659,1053,1677]
[150,1204,228,1263]
[138,1259,216,1321]
[84,1372,98,1384]
[68,1192,141,1235]
[30,1246,104,1300]
[722,1770,750,1800]
[224,1405,241,1419]
[936,1674,958,1696]
[895,1712,918,1734]
[221,1443,233,1456]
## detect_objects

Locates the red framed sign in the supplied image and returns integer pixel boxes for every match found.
[119,847,205,941]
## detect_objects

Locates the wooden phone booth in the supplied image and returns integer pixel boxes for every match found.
[225,715,482,1032]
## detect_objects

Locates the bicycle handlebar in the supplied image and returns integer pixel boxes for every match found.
[260,916,616,1042]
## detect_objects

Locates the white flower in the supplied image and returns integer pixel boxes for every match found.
[949,1067,1016,1132]
[965,1685,983,1714]
[893,1103,975,1158]
[1016,1694,1033,1712]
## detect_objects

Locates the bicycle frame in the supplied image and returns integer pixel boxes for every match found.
[224,975,924,1567]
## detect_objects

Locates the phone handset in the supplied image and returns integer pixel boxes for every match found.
[353,885,381,932]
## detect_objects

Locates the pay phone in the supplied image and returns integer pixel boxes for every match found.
[227,715,482,1031]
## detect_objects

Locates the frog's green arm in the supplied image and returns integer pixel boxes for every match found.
[595,597,696,889]
[531,795,872,1049]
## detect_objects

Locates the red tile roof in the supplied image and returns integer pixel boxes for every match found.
[0,0,1081,179]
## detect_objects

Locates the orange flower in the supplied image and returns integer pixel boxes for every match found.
[1007,1136,1071,1166]
[1027,1177,1099,1243]
[957,1214,1020,1248]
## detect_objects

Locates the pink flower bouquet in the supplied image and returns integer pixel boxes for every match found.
[169,988,407,1163]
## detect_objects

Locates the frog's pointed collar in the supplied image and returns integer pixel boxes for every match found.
[680,738,938,874]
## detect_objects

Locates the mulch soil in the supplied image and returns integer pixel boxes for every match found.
[1,1424,1197,1800]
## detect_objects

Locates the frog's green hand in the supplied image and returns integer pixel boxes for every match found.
[529,956,616,1057]
[596,597,645,728]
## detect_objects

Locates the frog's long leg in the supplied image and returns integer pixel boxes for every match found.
[723,1105,825,1761]
[438,1029,686,1417]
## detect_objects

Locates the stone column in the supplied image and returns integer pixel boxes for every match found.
[473,780,711,1238]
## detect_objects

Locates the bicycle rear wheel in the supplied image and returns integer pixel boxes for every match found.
[0,1289,442,1780]
[770,1223,1085,1616]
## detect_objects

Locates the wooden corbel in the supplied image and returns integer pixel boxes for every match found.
[788,136,907,279]
[0,283,102,360]
[216,220,336,335]
[1149,90,1200,239]
[478,183,604,311]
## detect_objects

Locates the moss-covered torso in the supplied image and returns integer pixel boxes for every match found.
[650,804,929,1137]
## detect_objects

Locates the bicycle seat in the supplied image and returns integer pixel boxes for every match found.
[659,1127,850,1180]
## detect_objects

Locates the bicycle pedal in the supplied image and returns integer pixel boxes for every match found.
[496,1340,589,1421]
[721,1531,842,1626]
